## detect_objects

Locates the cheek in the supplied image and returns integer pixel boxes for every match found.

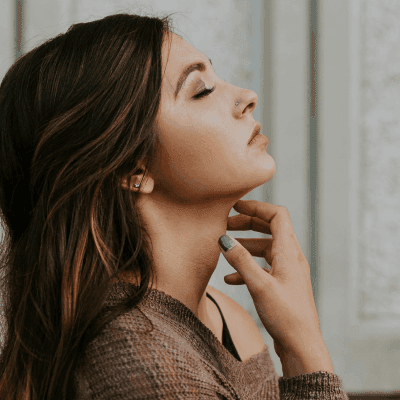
[159,131,229,184]
[157,113,247,184]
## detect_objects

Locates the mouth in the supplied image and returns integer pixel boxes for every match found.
[248,123,261,145]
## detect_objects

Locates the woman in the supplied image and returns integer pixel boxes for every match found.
[0,13,348,399]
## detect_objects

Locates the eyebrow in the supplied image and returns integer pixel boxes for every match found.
[174,58,213,99]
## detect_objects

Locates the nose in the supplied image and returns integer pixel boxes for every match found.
[236,90,258,116]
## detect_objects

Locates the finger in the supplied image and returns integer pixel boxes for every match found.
[233,200,283,227]
[224,272,245,285]
[233,200,295,248]
[234,238,273,265]
[225,266,271,285]
[227,214,272,235]
[218,236,272,292]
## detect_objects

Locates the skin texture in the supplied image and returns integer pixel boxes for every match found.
[120,32,276,322]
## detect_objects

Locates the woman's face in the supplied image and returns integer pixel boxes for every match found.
[151,32,276,203]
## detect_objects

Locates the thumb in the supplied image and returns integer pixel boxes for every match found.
[218,235,268,290]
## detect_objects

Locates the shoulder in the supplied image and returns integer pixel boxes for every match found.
[206,284,263,333]
[206,284,266,361]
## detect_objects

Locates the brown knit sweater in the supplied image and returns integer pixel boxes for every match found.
[73,282,349,399]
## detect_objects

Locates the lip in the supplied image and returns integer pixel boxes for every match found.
[248,122,269,145]
[248,123,261,145]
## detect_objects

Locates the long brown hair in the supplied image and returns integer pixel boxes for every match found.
[0,12,175,399]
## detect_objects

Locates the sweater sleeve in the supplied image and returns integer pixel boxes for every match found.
[278,371,349,400]
[74,323,240,400]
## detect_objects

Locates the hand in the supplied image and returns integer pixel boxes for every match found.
[219,199,325,359]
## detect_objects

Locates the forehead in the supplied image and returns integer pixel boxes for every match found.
[162,33,206,79]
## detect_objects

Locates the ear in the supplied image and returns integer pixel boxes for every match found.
[119,167,155,193]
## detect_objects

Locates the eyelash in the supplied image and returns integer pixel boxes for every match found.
[192,85,216,100]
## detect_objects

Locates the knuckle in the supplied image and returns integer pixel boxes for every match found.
[277,205,290,217]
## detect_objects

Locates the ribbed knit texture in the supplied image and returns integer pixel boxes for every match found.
[73,282,349,399]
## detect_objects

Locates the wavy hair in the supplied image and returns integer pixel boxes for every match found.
[0,12,174,399]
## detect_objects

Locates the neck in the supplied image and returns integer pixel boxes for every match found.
[128,192,240,319]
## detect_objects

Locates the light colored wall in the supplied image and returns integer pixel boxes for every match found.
[258,0,311,375]
[0,1,15,83]
[358,0,400,322]
[318,0,400,392]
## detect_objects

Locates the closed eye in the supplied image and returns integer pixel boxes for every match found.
[192,85,216,100]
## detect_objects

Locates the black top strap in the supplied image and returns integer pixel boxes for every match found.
[206,292,242,362]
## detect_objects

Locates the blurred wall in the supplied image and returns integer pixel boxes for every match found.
[317,0,400,393]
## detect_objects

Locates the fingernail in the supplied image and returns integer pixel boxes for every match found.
[218,235,236,253]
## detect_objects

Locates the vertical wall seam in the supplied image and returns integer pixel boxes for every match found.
[15,0,24,60]
[309,0,319,307]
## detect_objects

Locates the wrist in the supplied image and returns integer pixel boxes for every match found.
[278,341,335,377]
